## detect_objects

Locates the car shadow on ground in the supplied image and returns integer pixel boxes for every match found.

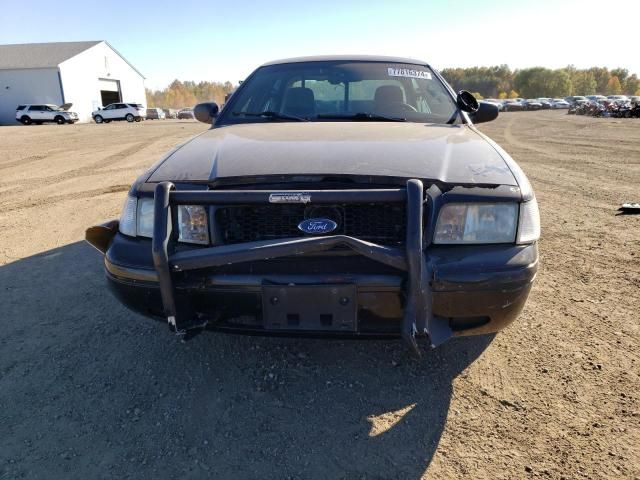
[0,241,493,480]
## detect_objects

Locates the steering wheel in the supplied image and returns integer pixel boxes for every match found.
[390,102,418,113]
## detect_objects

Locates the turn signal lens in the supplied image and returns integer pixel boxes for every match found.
[119,194,137,237]
[516,198,541,244]
[136,197,155,238]
[178,205,209,245]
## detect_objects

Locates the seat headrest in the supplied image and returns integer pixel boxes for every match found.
[374,85,404,105]
[281,87,316,117]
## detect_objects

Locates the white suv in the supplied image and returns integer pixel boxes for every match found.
[92,103,146,123]
[16,104,79,125]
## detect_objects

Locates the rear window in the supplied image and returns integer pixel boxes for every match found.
[16,105,26,110]
[128,103,143,108]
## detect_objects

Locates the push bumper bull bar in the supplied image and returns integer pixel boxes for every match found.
[151,180,452,354]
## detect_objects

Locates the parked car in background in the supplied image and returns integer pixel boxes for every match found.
[92,103,146,123]
[586,95,607,103]
[536,98,553,109]
[628,96,640,104]
[523,99,543,111]
[86,55,539,355]
[502,99,524,111]
[163,108,178,119]
[16,103,79,125]
[565,96,589,105]
[551,99,570,109]
[483,99,504,110]
[607,95,629,103]
[146,108,166,120]
[177,108,195,119]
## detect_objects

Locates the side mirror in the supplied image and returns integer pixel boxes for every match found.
[194,102,219,124]
[456,90,479,113]
[470,101,499,124]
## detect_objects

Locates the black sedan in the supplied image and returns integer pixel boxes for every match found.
[86,56,540,354]
[523,99,543,111]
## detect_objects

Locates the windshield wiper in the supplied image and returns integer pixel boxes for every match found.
[232,111,309,122]
[317,112,407,122]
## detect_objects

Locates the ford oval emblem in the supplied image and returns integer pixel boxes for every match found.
[298,218,338,235]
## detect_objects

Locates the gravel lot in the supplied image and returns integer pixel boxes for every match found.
[0,113,638,479]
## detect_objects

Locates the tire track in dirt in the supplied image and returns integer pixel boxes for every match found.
[0,135,167,188]
[0,154,52,171]
[1,184,130,213]
[501,114,640,197]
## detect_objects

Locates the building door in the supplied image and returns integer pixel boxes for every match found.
[98,79,121,107]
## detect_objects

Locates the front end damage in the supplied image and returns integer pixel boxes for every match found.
[87,179,537,355]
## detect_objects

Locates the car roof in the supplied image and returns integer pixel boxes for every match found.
[261,55,429,67]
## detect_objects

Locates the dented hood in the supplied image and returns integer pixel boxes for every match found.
[147,122,517,185]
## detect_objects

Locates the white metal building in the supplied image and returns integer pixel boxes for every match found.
[0,41,145,125]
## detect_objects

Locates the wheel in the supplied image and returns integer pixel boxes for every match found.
[94,115,104,124]
[55,115,65,125]
[20,115,32,125]
[126,113,134,122]
[135,117,141,122]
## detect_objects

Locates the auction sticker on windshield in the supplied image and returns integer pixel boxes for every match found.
[387,68,432,80]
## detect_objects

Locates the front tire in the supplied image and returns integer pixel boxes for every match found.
[126,113,134,122]
[94,115,104,124]
[55,115,65,125]
[135,117,141,122]
[21,115,32,125]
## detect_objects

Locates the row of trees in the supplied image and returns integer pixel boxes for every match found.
[441,65,640,99]
[146,80,235,109]
[148,66,639,107]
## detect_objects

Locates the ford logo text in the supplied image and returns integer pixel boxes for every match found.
[298,218,338,235]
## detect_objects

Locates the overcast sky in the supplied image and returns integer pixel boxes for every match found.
[2,0,639,89]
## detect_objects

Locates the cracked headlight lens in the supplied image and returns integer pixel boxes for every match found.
[178,205,209,245]
[434,203,518,244]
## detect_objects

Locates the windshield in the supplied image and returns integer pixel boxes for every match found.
[218,61,457,125]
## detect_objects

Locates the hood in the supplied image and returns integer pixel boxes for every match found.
[147,122,517,186]
[59,103,73,111]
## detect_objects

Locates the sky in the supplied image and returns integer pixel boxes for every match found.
[1,0,639,89]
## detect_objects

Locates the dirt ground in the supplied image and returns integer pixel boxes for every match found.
[0,113,638,480]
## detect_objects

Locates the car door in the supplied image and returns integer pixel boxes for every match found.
[28,105,45,120]
[115,103,128,119]
[101,104,116,119]
[42,105,55,121]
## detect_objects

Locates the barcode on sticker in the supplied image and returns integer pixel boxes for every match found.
[387,68,432,80]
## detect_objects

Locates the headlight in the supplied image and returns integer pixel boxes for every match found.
[119,194,137,237]
[178,205,209,244]
[516,197,540,244]
[434,203,518,244]
[118,194,209,244]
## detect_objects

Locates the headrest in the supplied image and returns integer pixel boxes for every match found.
[374,85,404,105]
[282,87,316,117]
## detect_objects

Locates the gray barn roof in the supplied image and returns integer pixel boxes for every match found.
[0,41,102,70]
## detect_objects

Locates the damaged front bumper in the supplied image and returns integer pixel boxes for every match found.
[87,179,538,354]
